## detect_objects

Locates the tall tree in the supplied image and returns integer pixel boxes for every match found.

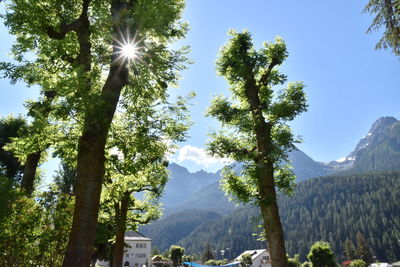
[207,30,307,267]
[356,233,373,265]
[2,1,188,266]
[364,0,400,56]
[102,93,190,267]
[344,239,357,261]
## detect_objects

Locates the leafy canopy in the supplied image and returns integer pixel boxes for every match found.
[207,30,307,204]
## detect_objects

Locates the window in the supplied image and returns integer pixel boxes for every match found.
[126,253,130,258]
[136,243,147,248]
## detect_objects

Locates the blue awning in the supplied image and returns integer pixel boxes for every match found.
[183,262,240,267]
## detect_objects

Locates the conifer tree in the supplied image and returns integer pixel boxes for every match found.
[356,233,373,265]
[364,0,400,56]
[344,239,357,260]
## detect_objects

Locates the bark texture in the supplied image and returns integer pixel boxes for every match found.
[21,90,56,196]
[244,77,289,267]
[62,1,130,265]
[21,152,41,196]
[112,193,130,267]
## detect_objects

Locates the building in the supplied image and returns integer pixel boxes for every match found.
[232,249,272,267]
[97,231,152,267]
[123,231,152,267]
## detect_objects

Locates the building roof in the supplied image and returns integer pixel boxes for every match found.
[233,249,268,261]
[125,231,152,241]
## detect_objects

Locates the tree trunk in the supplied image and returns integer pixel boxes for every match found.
[21,90,56,196]
[62,63,128,267]
[244,79,289,267]
[112,193,130,267]
[61,1,131,265]
[258,170,288,267]
[21,152,41,196]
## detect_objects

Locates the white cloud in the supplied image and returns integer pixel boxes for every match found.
[175,145,231,167]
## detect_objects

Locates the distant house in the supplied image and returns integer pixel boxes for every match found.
[97,231,152,267]
[151,255,173,267]
[232,249,272,267]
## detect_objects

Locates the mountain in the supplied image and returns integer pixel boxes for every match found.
[158,116,400,217]
[288,149,333,181]
[145,172,400,263]
[168,181,237,215]
[142,116,400,263]
[349,116,400,172]
[327,116,400,173]
[161,163,220,209]
[163,148,331,215]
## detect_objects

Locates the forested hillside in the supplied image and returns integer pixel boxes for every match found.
[281,171,400,262]
[144,172,400,263]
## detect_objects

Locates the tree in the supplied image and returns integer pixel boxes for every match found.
[364,0,400,56]
[0,116,27,182]
[170,245,185,267]
[307,241,336,267]
[349,259,366,267]
[101,106,190,267]
[343,239,357,261]
[205,259,228,266]
[0,188,73,266]
[207,30,307,267]
[241,253,253,267]
[202,244,215,263]
[355,233,373,265]
[288,254,301,267]
[53,162,77,196]
[2,1,188,265]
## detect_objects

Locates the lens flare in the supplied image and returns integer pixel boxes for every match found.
[121,43,139,60]
[114,31,143,64]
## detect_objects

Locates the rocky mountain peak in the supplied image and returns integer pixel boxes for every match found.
[348,116,399,160]
[368,116,398,135]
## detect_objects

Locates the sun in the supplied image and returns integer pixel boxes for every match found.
[121,42,139,60]
[114,32,142,63]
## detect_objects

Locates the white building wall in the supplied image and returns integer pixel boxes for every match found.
[122,239,152,267]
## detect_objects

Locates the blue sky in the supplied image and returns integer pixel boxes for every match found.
[1,0,399,175]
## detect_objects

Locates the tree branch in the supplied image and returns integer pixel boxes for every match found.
[257,58,279,88]
[46,20,80,40]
